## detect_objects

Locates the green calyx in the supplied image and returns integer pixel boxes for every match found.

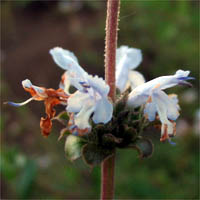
[57,91,154,168]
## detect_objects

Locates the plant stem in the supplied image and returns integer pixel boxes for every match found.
[104,0,120,102]
[101,154,116,200]
[101,0,120,199]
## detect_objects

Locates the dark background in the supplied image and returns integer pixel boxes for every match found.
[1,0,199,199]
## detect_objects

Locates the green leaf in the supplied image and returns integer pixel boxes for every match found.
[128,138,154,159]
[82,144,114,167]
[135,138,154,159]
[65,135,82,161]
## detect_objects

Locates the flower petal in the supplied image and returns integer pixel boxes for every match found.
[127,91,148,108]
[175,70,190,78]
[151,91,176,140]
[67,113,90,136]
[59,72,71,95]
[40,117,52,137]
[144,101,157,121]
[67,71,89,92]
[116,62,129,92]
[50,48,92,93]
[116,46,142,70]
[74,103,95,129]
[152,91,170,124]
[22,79,47,99]
[92,98,113,124]
[128,70,145,90]
[158,70,192,90]
[160,122,176,142]
[128,69,193,107]
[49,47,86,77]
[167,94,180,121]
[153,91,180,121]
[67,91,91,113]
[116,46,142,92]
[40,97,63,137]
[87,75,110,97]
[44,98,61,118]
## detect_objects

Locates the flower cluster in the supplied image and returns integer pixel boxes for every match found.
[7,46,193,163]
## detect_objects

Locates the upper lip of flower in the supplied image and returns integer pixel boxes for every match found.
[115,46,144,92]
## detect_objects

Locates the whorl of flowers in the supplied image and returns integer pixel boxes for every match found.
[6,46,193,165]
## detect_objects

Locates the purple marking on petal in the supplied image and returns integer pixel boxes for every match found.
[83,85,90,88]
[69,125,77,130]
[178,77,195,81]
[79,81,86,84]
[79,81,90,88]
[81,89,88,94]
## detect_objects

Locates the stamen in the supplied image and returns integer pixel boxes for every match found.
[69,125,77,131]
[178,76,194,81]
[79,81,86,84]
[179,81,193,87]
[79,81,90,88]
[83,84,90,88]
[4,97,34,107]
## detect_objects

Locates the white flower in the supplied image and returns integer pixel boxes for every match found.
[116,46,145,92]
[127,70,193,141]
[50,47,113,134]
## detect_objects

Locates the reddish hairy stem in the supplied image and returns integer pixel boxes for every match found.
[105,0,120,102]
[101,154,116,200]
[101,0,120,199]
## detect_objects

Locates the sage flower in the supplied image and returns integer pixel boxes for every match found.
[116,45,145,92]
[6,79,68,137]
[50,47,113,135]
[127,70,193,141]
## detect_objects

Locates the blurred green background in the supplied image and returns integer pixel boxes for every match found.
[1,0,199,199]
